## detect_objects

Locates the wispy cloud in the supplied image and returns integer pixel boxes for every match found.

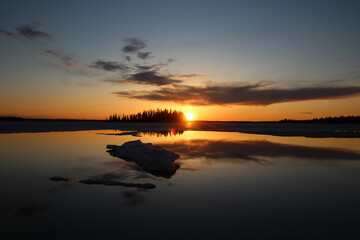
[0,30,17,38]
[92,38,180,86]
[62,56,79,69]
[90,60,129,72]
[137,51,152,60]
[125,56,132,62]
[1,25,52,42]
[124,71,182,86]
[17,25,52,40]
[43,50,59,57]
[122,37,146,53]
[301,112,314,115]
[43,50,79,68]
[97,37,360,104]
[114,83,360,106]
[177,74,208,78]
[103,70,182,86]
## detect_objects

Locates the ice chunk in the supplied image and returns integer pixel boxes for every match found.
[106,140,180,178]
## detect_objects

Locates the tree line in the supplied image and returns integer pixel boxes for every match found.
[107,109,186,122]
[0,116,25,121]
[280,115,360,124]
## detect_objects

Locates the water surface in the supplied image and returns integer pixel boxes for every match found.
[1,130,360,239]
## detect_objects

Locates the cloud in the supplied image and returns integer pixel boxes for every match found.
[101,63,180,86]
[1,25,52,42]
[167,58,176,63]
[137,51,152,60]
[301,112,314,114]
[43,50,59,57]
[124,71,182,86]
[96,38,180,86]
[43,50,79,68]
[17,25,52,41]
[122,37,146,53]
[178,74,208,78]
[114,83,360,106]
[0,30,17,38]
[90,60,129,72]
[62,56,79,68]
[135,65,157,71]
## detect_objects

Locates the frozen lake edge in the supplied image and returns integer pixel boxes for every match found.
[1,120,360,138]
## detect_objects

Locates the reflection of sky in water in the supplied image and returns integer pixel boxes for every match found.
[0,130,360,239]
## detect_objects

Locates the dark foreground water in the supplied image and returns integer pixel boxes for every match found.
[1,130,360,239]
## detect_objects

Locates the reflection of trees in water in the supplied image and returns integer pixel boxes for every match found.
[107,129,185,137]
[140,129,184,137]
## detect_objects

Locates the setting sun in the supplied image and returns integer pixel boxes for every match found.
[185,112,194,121]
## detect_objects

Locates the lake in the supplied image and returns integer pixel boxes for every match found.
[1,128,360,239]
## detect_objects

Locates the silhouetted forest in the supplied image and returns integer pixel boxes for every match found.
[107,109,186,122]
[280,116,360,123]
[0,116,102,122]
[0,116,25,121]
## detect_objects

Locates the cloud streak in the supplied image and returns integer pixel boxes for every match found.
[124,71,182,86]
[91,37,182,86]
[122,38,146,53]
[103,70,182,86]
[0,30,17,38]
[178,74,208,78]
[1,25,52,42]
[90,60,129,72]
[114,83,360,106]
[17,25,52,40]
[137,51,152,60]
[43,50,79,68]
[98,36,360,103]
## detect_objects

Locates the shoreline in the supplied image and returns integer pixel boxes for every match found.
[1,120,360,138]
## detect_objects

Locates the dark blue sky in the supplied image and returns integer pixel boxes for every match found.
[1,0,360,120]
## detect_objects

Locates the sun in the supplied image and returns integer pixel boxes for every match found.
[185,112,194,121]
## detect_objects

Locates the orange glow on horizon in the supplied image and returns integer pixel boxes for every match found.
[1,92,360,121]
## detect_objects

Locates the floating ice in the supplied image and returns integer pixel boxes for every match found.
[106,140,180,178]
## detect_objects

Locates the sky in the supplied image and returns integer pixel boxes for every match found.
[1,0,360,121]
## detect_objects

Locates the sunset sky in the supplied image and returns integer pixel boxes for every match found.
[1,0,360,121]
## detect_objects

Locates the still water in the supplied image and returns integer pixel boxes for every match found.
[1,130,360,239]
